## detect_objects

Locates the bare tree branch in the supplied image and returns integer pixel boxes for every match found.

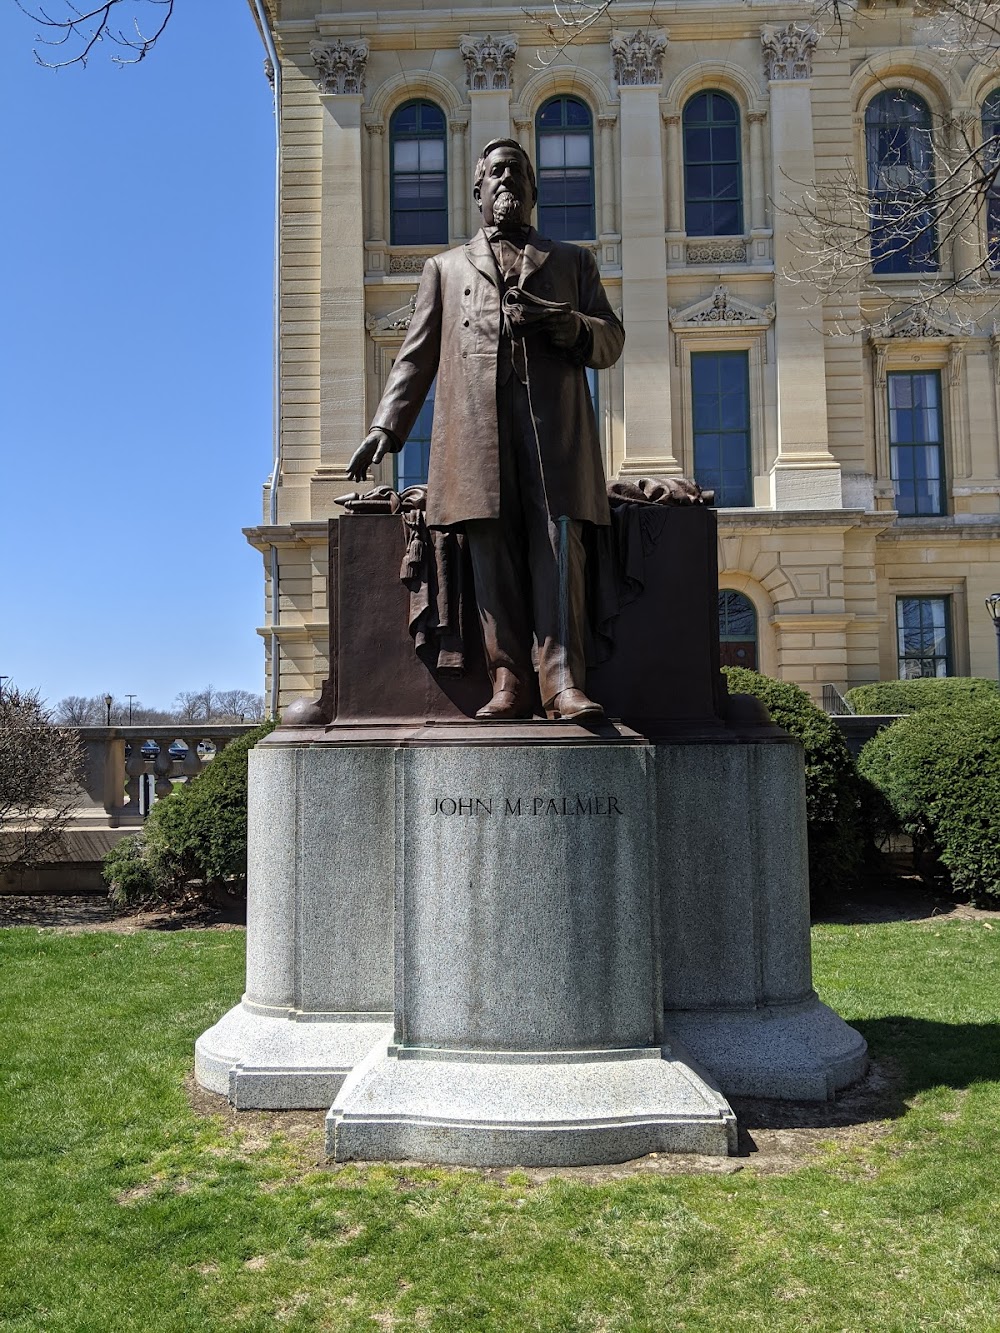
[14,0,175,69]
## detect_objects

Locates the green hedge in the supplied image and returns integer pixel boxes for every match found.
[723,668,867,902]
[104,720,275,906]
[858,699,1000,903]
[845,677,999,716]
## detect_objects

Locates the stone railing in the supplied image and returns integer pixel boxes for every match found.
[74,724,260,827]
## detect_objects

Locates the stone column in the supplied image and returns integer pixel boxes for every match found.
[748,111,767,233]
[664,113,684,239]
[761,24,841,509]
[948,111,983,284]
[612,30,679,475]
[598,114,617,237]
[366,122,385,243]
[311,40,370,513]
[450,114,469,240]
[461,34,516,157]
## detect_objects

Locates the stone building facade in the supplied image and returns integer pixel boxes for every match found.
[247,0,1000,709]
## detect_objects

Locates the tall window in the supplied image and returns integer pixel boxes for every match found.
[865,89,937,274]
[390,101,448,246]
[983,89,1000,268]
[395,379,435,491]
[896,596,951,677]
[692,350,752,507]
[536,96,595,241]
[683,92,743,237]
[718,591,758,669]
[888,370,945,516]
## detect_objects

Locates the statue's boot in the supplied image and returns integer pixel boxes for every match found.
[544,688,605,722]
[476,669,533,720]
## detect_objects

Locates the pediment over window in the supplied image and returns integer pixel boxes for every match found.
[669,285,775,329]
[366,294,418,340]
[869,307,967,342]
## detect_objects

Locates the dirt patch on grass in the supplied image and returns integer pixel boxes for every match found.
[186,1061,904,1182]
[0,893,245,933]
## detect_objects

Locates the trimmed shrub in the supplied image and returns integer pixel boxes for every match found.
[103,720,275,906]
[723,667,868,902]
[858,699,1000,903]
[845,677,999,716]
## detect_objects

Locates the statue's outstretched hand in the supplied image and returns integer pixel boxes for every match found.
[347,429,393,482]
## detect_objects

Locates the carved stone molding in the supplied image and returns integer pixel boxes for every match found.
[611,30,667,88]
[760,23,820,81]
[687,241,748,265]
[870,307,968,341]
[311,39,369,96]
[366,294,418,338]
[460,34,517,92]
[388,252,435,275]
[264,57,275,89]
[669,285,774,328]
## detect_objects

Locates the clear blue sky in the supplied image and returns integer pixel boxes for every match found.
[1,0,276,711]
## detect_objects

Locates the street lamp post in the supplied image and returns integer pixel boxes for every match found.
[125,693,137,725]
[104,693,113,727]
[987,594,1000,682]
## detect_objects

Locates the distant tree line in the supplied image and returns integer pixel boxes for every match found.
[53,687,266,727]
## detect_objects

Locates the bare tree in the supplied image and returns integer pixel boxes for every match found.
[54,694,100,725]
[14,0,175,69]
[0,685,85,876]
[213,689,265,722]
[172,686,215,724]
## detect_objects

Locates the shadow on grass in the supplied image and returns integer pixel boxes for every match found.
[731,1018,1000,1151]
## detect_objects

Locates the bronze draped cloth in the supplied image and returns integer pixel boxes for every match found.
[337,478,713,676]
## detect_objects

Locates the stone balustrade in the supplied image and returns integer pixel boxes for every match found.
[74,725,260,827]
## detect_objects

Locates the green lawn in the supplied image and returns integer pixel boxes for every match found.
[2,920,999,1332]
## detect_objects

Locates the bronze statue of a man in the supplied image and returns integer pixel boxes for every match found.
[347,139,625,721]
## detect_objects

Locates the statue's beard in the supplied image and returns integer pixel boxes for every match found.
[493,189,525,226]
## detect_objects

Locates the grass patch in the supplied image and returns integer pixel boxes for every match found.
[2,921,999,1331]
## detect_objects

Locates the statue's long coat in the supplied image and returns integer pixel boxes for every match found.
[371,228,625,529]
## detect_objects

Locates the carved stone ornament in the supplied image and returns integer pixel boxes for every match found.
[669,285,775,328]
[263,56,275,89]
[311,39,369,96]
[366,293,418,337]
[460,34,517,92]
[871,307,967,341]
[760,23,820,81]
[687,241,748,266]
[611,30,667,88]
[388,252,436,275]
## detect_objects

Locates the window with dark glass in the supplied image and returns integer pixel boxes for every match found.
[865,89,937,273]
[683,91,743,237]
[692,350,752,507]
[390,100,448,246]
[888,370,945,516]
[718,590,758,670]
[394,378,435,491]
[896,596,951,678]
[536,96,595,241]
[982,89,1000,268]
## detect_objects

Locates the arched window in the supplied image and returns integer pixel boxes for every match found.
[389,100,448,246]
[683,91,743,237]
[718,591,758,670]
[865,89,937,273]
[535,96,595,241]
[982,89,1000,267]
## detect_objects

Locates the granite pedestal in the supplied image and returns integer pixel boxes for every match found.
[194,745,394,1108]
[327,735,737,1165]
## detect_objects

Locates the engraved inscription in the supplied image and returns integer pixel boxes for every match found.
[433,794,623,817]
